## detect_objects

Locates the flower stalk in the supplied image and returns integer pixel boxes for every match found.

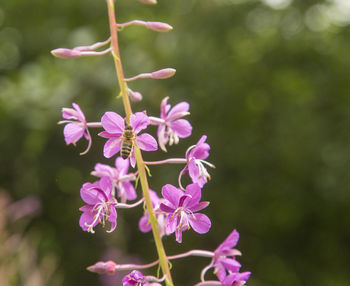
[106,0,173,285]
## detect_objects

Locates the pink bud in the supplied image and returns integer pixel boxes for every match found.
[128,89,143,102]
[51,48,82,59]
[145,21,173,32]
[139,0,157,4]
[151,68,176,79]
[87,260,117,275]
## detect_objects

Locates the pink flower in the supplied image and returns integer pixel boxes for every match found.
[138,190,169,237]
[58,103,92,155]
[122,270,162,286]
[222,272,251,286]
[91,157,137,203]
[180,135,215,188]
[159,183,211,243]
[79,177,117,233]
[150,97,192,151]
[122,270,146,286]
[99,112,158,167]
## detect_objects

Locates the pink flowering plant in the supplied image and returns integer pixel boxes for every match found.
[52,0,250,285]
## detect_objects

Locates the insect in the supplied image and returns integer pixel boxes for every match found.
[121,125,135,159]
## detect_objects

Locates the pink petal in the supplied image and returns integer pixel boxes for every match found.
[101,112,125,134]
[167,101,189,119]
[189,213,211,234]
[191,135,210,160]
[175,228,183,243]
[103,138,122,158]
[190,201,210,212]
[62,107,78,120]
[115,156,129,174]
[157,125,168,152]
[170,119,192,138]
[149,189,160,207]
[161,184,183,208]
[107,207,118,232]
[160,96,170,119]
[99,177,113,197]
[166,214,177,234]
[183,183,201,209]
[217,229,239,251]
[130,150,136,168]
[98,131,115,139]
[80,182,107,204]
[221,258,241,272]
[79,208,98,231]
[139,215,152,233]
[121,181,137,200]
[72,102,86,121]
[215,264,227,282]
[160,203,176,213]
[136,133,158,151]
[188,159,200,182]
[130,112,150,134]
[92,163,115,178]
[63,123,85,144]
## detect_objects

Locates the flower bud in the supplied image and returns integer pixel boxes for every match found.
[139,0,157,4]
[145,21,173,32]
[87,260,117,275]
[128,89,143,102]
[151,68,176,79]
[51,48,82,59]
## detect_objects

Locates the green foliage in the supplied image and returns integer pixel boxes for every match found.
[1,0,350,285]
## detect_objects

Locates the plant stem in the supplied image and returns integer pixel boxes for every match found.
[105,1,173,285]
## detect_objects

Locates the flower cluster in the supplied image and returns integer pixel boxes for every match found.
[53,0,250,285]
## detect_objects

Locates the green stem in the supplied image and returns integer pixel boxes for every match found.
[105,1,174,285]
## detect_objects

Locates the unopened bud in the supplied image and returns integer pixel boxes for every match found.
[151,68,176,79]
[87,260,117,275]
[128,89,143,102]
[145,21,173,32]
[139,0,157,4]
[51,48,82,59]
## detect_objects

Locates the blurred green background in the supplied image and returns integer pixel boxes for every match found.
[1,0,350,285]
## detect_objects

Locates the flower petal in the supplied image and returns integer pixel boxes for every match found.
[161,184,183,208]
[79,208,97,231]
[188,159,200,182]
[63,123,85,144]
[170,119,192,138]
[167,101,189,119]
[183,183,201,209]
[99,177,113,198]
[80,182,107,204]
[221,258,241,273]
[217,229,240,252]
[191,135,210,160]
[130,149,136,168]
[107,207,117,233]
[103,138,122,158]
[166,213,177,234]
[92,163,115,178]
[175,228,183,243]
[157,125,168,152]
[139,215,152,233]
[189,213,211,234]
[160,203,176,213]
[72,102,86,121]
[121,181,137,201]
[136,133,158,151]
[130,112,150,134]
[115,156,129,175]
[190,201,210,212]
[101,112,125,134]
